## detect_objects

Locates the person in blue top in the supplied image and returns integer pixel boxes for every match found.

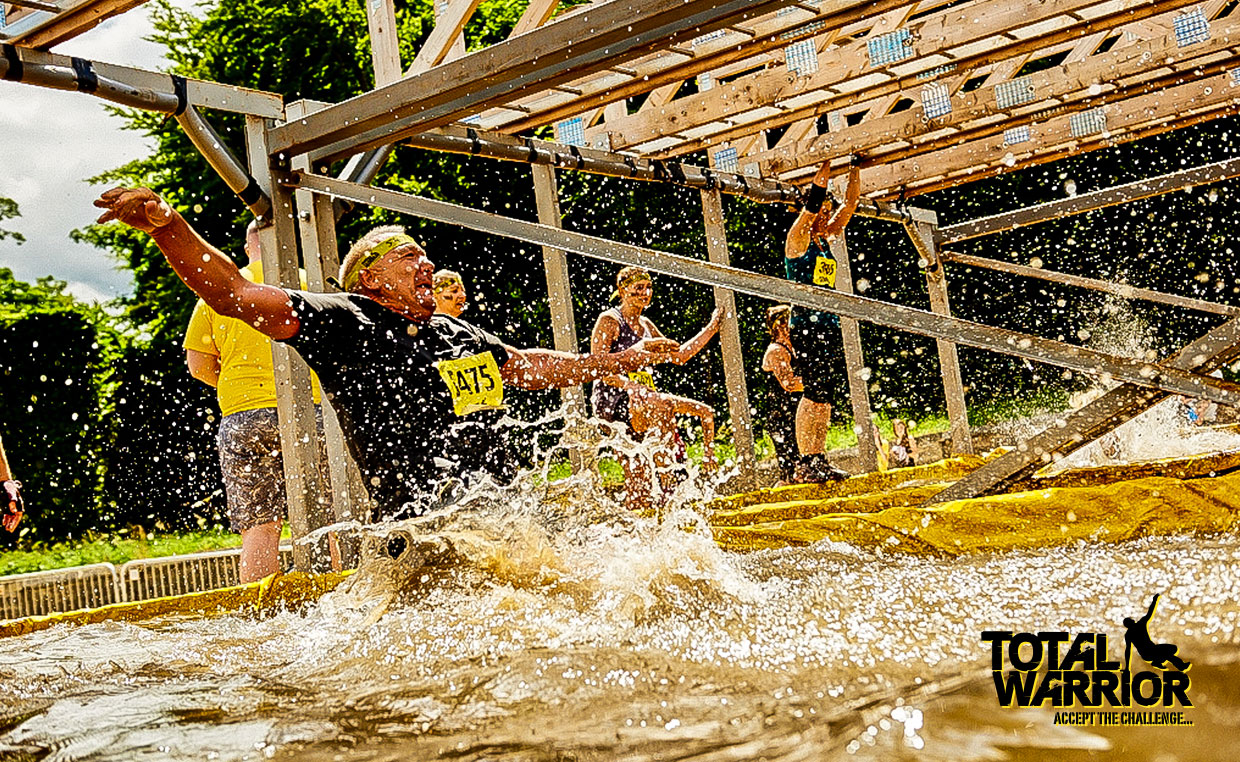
[783,158,861,483]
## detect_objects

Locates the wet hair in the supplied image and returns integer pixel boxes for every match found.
[611,266,652,301]
[338,224,423,293]
[766,304,792,337]
[433,269,464,293]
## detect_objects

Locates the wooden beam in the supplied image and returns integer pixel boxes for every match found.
[941,156,1240,243]
[754,16,1240,175]
[364,0,404,85]
[942,252,1240,317]
[858,66,1240,198]
[409,0,481,74]
[906,222,972,455]
[642,0,1203,160]
[926,316,1240,504]
[246,116,332,573]
[483,0,915,135]
[529,164,587,418]
[510,0,560,37]
[10,0,147,50]
[271,0,795,160]
[700,188,757,487]
[289,172,1240,408]
[829,234,878,472]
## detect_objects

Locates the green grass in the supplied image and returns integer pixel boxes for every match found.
[3,390,1072,577]
[0,529,243,577]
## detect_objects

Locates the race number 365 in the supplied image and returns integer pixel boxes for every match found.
[813,255,837,288]
[437,351,505,416]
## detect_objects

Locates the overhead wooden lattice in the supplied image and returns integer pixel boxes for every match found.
[397,0,1240,200]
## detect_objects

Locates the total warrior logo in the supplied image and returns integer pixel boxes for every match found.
[982,594,1194,727]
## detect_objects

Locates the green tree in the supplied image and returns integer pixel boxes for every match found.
[0,196,24,244]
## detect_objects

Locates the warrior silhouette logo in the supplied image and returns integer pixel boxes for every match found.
[1124,594,1191,672]
[982,593,1193,709]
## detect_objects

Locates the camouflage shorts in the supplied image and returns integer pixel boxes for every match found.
[217,407,331,532]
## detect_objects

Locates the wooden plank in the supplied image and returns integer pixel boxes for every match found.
[289,172,1240,408]
[365,0,404,84]
[2,45,284,117]
[599,0,1167,153]
[941,156,1240,243]
[409,0,481,74]
[827,235,878,472]
[287,101,368,568]
[926,316,1240,504]
[700,188,757,487]
[510,0,560,37]
[647,0,1203,160]
[858,66,1240,198]
[529,165,588,424]
[906,222,972,455]
[11,0,147,50]
[753,14,1240,175]
[482,0,915,135]
[943,251,1240,317]
[245,116,332,574]
[270,0,796,159]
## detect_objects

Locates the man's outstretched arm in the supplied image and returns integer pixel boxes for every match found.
[500,340,677,390]
[94,187,299,340]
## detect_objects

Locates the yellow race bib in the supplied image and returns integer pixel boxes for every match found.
[437,352,505,416]
[627,370,656,391]
[813,255,837,288]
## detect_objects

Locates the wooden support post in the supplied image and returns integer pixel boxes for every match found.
[907,222,973,455]
[244,115,332,573]
[286,103,370,569]
[364,0,403,86]
[827,235,878,472]
[700,188,756,488]
[529,164,588,470]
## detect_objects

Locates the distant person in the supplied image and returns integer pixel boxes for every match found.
[433,269,468,318]
[887,419,919,469]
[590,266,721,508]
[98,187,674,525]
[0,433,23,533]
[784,158,861,483]
[1123,594,1191,671]
[761,305,802,486]
[183,221,332,582]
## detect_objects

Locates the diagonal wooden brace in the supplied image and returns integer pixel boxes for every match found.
[924,316,1240,505]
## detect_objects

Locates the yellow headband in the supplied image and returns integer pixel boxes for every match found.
[433,273,463,293]
[611,270,652,300]
[342,234,418,292]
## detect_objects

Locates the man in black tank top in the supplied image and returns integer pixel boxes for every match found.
[96,187,677,518]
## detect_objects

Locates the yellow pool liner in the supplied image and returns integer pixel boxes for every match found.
[4,449,1239,637]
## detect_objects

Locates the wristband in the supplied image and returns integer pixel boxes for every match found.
[802,183,828,214]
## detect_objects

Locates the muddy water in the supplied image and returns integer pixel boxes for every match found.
[2,477,1239,760]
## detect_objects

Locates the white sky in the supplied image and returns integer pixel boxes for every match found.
[0,3,190,303]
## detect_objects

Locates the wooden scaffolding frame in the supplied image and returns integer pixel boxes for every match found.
[7,0,1240,570]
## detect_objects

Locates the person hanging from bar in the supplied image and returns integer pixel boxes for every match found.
[0,432,24,533]
[95,187,678,519]
[590,266,720,510]
[783,157,861,483]
[761,305,802,486]
[183,220,333,582]
[432,269,468,318]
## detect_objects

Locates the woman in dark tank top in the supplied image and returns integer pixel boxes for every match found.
[590,266,721,510]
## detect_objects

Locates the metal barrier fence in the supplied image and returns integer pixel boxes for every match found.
[1,547,295,622]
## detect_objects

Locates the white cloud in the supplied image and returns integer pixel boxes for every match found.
[0,1,199,303]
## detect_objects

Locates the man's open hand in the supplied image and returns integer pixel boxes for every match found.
[620,338,678,370]
[94,187,176,233]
